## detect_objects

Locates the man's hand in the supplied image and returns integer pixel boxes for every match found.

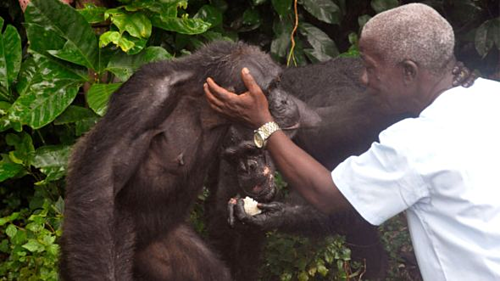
[204,68,274,129]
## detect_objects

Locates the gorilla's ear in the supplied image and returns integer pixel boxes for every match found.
[289,95,322,129]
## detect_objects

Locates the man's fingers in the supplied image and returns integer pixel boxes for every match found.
[204,82,224,109]
[206,77,235,101]
[241,68,264,96]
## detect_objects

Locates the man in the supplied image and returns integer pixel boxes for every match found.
[204,3,500,281]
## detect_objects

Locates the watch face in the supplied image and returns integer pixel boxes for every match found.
[254,132,264,148]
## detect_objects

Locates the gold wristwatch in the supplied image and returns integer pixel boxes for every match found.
[254,121,281,149]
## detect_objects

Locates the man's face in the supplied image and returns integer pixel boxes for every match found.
[358,37,416,114]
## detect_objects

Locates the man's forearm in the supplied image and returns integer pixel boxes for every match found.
[265,130,352,214]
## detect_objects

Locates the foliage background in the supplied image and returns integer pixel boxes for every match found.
[0,0,498,280]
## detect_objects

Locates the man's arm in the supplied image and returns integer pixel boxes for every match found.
[204,68,351,214]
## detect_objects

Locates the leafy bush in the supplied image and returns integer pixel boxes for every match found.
[0,0,497,280]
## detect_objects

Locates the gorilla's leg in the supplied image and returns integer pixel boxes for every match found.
[134,224,232,281]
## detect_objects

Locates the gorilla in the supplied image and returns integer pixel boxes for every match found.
[59,41,314,281]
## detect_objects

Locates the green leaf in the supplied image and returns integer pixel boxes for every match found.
[87,83,122,116]
[371,0,399,13]
[298,271,309,281]
[272,0,292,17]
[0,212,20,226]
[0,101,11,115]
[6,132,35,166]
[300,0,340,24]
[99,31,143,54]
[151,14,211,35]
[77,3,107,24]
[25,0,99,70]
[242,8,261,28]
[33,145,71,170]
[271,19,293,59]
[75,117,99,136]
[54,105,99,125]
[253,0,268,5]
[22,239,44,253]
[6,224,17,238]
[0,23,22,94]
[105,9,152,39]
[317,264,328,276]
[54,106,100,137]
[33,145,72,184]
[475,18,500,58]
[107,46,172,81]
[0,159,23,182]
[194,5,223,28]
[8,55,84,129]
[358,14,371,30]
[299,23,338,62]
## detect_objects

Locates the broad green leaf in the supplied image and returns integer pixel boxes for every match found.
[75,117,99,136]
[272,0,292,17]
[0,213,20,227]
[123,33,148,55]
[0,160,23,182]
[33,145,72,183]
[300,23,338,62]
[151,14,211,35]
[124,0,187,16]
[271,19,293,59]
[475,18,500,58]
[24,22,66,57]
[99,31,136,53]
[0,23,22,94]
[8,55,85,129]
[0,96,9,113]
[107,46,172,81]
[77,3,106,24]
[370,0,398,13]
[358,14,371,29]
[211,0,228,12]
[6,132,35,166]
[253,0,267,5]
[87,83,122,116]
[242,8,261,29]
[22,239,44,253]
[54,106,99,136]
[33,145,71,169]
[6,224,17,238]
[194,5,223,28]
[300,0,340,25]
[25,0,98,70]
[54,105,99,125]
[105,9,152,39]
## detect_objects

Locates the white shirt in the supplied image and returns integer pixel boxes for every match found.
[332,78,500,281]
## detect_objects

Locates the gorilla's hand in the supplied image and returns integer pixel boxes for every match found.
[228,198,285,229]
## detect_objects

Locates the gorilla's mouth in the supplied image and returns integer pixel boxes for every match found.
[238,167,276,202]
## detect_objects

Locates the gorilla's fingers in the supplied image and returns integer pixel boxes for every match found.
[257,202,284,212]
[227,200,236,227]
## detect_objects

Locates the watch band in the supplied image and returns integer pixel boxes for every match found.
[255,121,281,148]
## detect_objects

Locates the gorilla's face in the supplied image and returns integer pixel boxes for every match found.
[222,127,277,202]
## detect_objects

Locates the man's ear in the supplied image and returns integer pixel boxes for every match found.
[401,60,418,85]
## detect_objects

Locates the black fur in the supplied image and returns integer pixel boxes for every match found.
[206,57,412,280]
[59,41,292,281]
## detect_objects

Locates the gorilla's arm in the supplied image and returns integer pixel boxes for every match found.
[59,65,192,281]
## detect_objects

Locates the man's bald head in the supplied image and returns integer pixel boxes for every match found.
[361,3,455,73]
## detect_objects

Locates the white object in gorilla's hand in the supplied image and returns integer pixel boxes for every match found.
[243,196,262,216]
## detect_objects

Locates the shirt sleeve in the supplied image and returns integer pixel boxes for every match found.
[331,123,430,225]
